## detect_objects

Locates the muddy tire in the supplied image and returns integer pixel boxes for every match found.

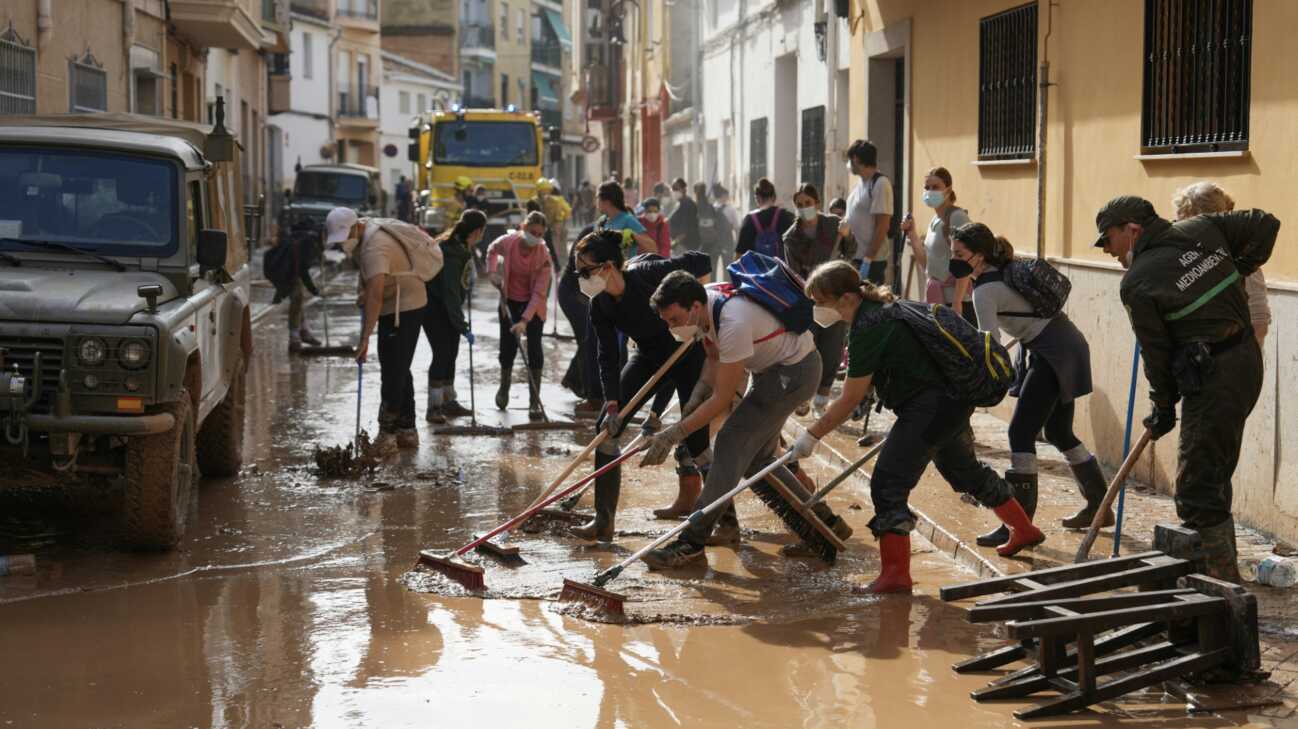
[197,365,245,478]
[122,389,196,550]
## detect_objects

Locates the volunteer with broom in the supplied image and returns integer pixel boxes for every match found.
[486,211,553,421]
[569,231,715,542]
[638,269,854,569]
[949,223,1107,543]
[794,261,1044,593]
[424,209,487,424]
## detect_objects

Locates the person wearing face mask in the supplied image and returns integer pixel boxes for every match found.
[637,271,854,570]
[783,183,852,415]
[570,231,714,541]
[666,178,701,254]
[422,210,488,424]
[949,223,1102,545]
[1095,196,1278,582]
[901,167,975,322]
[736,177,796,261]
[485,211,554,421]
[324,207,432,451]
[638,197,673,256]
[595,181,658,257]
[792,260,1043,592]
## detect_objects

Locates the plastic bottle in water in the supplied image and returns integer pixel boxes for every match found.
[1254,556,1298,588]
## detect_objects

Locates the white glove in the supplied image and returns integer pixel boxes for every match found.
[640,423,686,467]
[790,430,820,460]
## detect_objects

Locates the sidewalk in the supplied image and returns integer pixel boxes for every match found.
[786,404,1298,721]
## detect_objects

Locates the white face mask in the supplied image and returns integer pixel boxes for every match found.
[797,206,818,222]
[673,191,685,201]
[578,271,607,299]
[812,305,842,328]
[670,324,698,343]
[644,212,661,222]
[522,231,543,247]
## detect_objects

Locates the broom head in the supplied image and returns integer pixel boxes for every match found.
[418,550,486,591]
[473,535,523,563]
[559,578,625,615]
[750,473,845,565]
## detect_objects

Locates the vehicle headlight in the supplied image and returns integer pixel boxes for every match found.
[78,337,107,367]
[119,339,151,370]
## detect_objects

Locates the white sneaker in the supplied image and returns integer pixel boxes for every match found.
[812,393,829,416]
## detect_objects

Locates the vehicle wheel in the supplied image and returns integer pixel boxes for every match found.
[197,365,245,477]
[123,389,196,550]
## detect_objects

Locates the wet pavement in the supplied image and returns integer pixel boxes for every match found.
[1,280,1294,728]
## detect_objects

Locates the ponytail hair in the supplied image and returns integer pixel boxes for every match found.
[438,208,488,245]
[753,177,777,203]
[926,166,956,205]
[805,260,897,305]
[573,228,626,271]
[951,222,1015,266]
[597,181,629,213]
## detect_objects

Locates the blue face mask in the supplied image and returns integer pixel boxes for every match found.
[922,189,946,208]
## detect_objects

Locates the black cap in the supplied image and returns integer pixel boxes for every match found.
[1094,195,1157,247]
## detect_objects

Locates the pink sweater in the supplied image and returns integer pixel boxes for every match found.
[486,233,552,322]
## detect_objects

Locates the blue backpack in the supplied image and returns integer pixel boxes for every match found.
[747,209,785,259]
[711,251,815,337]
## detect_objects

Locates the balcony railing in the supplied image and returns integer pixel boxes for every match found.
[336,0,378,19]
[338,90,379,118]
[460,23,495,50]
[531,40,562,69]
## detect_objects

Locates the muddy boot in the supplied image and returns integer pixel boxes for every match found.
[573,399,602,418]
[992,497,1046,558]
[425,380,446,424]
[569,449,619,542]
[396,428,420,450]
[495,368,511,410]
[642,538,706,570]
[299,328,322,347]
[1061,457,1115,529]
[288,332,302,353]
[705,501,742,546]
[527,368,544,421]
[852,533,913,594]
[1198,517,1243,583]
[977,472,1038,547]
[654,470,702,520]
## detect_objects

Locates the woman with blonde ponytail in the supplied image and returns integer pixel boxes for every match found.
[791,260,1044,594]
[950,222,1104,546]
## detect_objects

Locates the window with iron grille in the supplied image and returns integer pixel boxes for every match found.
[800,106,825,193]
[1141,0,1251,154]
[69,51,108,112]
[0,24,37,115]
[749,117,767,198]
[977,3,1037,161]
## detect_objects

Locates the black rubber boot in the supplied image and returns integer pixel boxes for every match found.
[527,368,544,421]
[569,449,620,542]
[495,368,511,410]
[1061,457,1115,529]
[977,471,1038,547]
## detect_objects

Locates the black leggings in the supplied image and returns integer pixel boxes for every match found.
[1008,353,1082,455]
[499,299,544,370]
[422,296,460,381]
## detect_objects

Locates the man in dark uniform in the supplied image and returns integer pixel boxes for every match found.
[1095,196,1278,582]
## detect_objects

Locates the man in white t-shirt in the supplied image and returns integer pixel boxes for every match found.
[636,272,852,569]
[841,139,894,286]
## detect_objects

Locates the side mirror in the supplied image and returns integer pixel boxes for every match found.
[197,228,228,272]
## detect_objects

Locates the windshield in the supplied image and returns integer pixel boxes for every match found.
[0,147,177,256]
[433,121,538,167]
[294,171,369,203]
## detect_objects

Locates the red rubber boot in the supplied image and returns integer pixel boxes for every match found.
[992,498,1046,557]
[859,533,913,594]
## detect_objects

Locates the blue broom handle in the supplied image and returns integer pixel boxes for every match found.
[1112,341,1141,557]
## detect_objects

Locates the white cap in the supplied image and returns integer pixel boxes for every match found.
[324,207,359,246]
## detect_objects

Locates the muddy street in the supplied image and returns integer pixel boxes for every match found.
[0,287,1286,729]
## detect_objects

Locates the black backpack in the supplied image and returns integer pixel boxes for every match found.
[979,258,1072,318]
[854,300,1013,407]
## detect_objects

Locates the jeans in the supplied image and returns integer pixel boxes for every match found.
[499,299,544,371]
[376,308,424,433]
[682,351,829,546]
[422,296,460,382]
[812,321,847,393]
[867,389,1011,536]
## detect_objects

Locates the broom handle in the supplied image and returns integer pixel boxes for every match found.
[523,337,697,511]
[596,451,798,582]
[802,438,886,508]
[455,438,649,557]
[1074,428,1153,563]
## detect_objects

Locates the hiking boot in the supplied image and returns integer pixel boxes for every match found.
[495,369,511,410]
[977,472,1038,547]
[653,472,702,520]
[992,498,1046,558]
[299,329,322,347]
[852,533,913,594]
[857,432,882,447]
[395,429,420,450]
[1198,517,1243,583]
[641,539,705,570]
[568,519,614,542]
[573,399,602,418]
[527,369,545,421]
[425,382,446,424]
[1061,457,1115,529]
[705,521,742,546]
[781,517,854,557]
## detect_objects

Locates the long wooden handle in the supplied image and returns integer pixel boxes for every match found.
[522,337,696,511]
[1074,429,1154,563]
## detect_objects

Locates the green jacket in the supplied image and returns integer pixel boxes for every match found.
[1120,210,1279,407]
[429,234,473,332]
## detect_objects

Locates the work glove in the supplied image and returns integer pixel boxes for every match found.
[1143,405,1177,441]
[681,382,713,418]
[462,330,476,345]
[640,411,662,438]
[640,423,686,467]
[598,402,621,438]
[789,430,820,460]
[510,320,527,337]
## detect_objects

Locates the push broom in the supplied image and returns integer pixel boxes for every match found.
[418,437,650,590]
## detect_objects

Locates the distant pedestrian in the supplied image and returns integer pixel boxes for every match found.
[842,139,894,286]
[901,167,974,321]
[667,178,700,253]
[694,182,733,270]
[623,177,639,209]
[423,209,488,424]
[654,181,676,219]
[395,175,413,222]
[578,180,597,226]
[486,211,554,421]
[711,184,741,242]
[736,177,795,261]
[639,197,672,256]
[595,181,657,256]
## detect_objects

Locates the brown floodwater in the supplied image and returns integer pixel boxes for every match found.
[0,288,1287,728]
